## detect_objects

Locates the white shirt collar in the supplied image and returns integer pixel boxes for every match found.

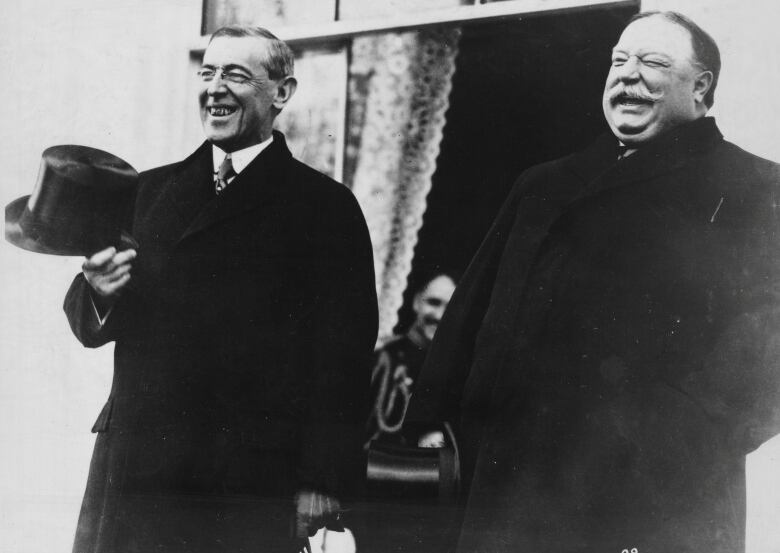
[211,134,274,176]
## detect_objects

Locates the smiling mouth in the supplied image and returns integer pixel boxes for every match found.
[613,94,654,107]
[208,106,237,117]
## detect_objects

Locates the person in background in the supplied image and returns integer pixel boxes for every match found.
[366,271,457,446]
[64,25,377,553]
[408,11,780,553]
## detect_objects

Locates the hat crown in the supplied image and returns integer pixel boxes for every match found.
[5,145,138,256]
[40,145,136,197]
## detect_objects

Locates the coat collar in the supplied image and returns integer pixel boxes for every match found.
[165,141,214,226]
[567,117,724,200]
[176,130,293,244]
[136,141,213,259]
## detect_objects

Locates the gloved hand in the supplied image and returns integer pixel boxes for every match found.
[294,489,345,552]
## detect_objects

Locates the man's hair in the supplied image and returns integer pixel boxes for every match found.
[209,26,295,80]
[630,11,721,108]
[415,270,460,295]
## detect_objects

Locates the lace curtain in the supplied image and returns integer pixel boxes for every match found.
[344,28,461,342]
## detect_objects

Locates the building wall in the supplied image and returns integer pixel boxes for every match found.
[0,2,201,552]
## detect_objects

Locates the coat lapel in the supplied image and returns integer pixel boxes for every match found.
[179,131,293,244]
[132,142,213,266]
[572,117,724,201]
[478,119,724,388]
[159,142,215,238]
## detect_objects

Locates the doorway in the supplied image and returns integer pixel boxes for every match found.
[396,2,639,332]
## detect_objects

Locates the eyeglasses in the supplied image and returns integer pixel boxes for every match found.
[196,66,254,85]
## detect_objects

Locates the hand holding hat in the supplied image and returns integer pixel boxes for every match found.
[82,246,137,305]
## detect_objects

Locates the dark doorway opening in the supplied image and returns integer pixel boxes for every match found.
[395,2,639,333]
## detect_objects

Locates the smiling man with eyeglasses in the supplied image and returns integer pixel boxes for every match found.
[65,26,377,553]
[198,28,297,155]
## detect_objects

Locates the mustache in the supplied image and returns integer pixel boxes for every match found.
[609,87,657,104]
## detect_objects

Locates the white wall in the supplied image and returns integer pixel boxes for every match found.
[0,2,201,552]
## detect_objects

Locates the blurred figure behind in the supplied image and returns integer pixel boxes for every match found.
[366,272,457,446]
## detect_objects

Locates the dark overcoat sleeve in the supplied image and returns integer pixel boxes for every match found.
[407,151,593,431]
[63,274,126,348]
[63,187,138,349]
[682,156,780,453]
[296,179,378,497]
[406,178,527,427]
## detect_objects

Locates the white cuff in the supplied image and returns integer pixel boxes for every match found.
[90,297,113,326]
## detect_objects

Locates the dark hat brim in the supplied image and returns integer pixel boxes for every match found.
[5,195,86,256]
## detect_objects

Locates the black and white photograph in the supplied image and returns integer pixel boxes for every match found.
[2,1,779,552]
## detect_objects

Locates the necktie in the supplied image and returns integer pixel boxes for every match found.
[215,155,236,195]
[617,144,637,160]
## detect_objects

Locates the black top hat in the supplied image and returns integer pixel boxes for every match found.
[367,441,459,502]
[5,145,138,256]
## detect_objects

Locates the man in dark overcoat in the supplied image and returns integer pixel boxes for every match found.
[408,11,780,553]
[64,26,377,552]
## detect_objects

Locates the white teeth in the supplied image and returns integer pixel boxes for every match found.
[209,106,236,116]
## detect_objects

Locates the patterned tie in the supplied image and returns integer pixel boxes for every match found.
[617,144,629,160]
[215,154,236,195]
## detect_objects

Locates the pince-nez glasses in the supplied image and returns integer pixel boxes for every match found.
[196,66,253,85]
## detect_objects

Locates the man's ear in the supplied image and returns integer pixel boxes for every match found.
[273,76,297,111]
[692,70,714,106]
